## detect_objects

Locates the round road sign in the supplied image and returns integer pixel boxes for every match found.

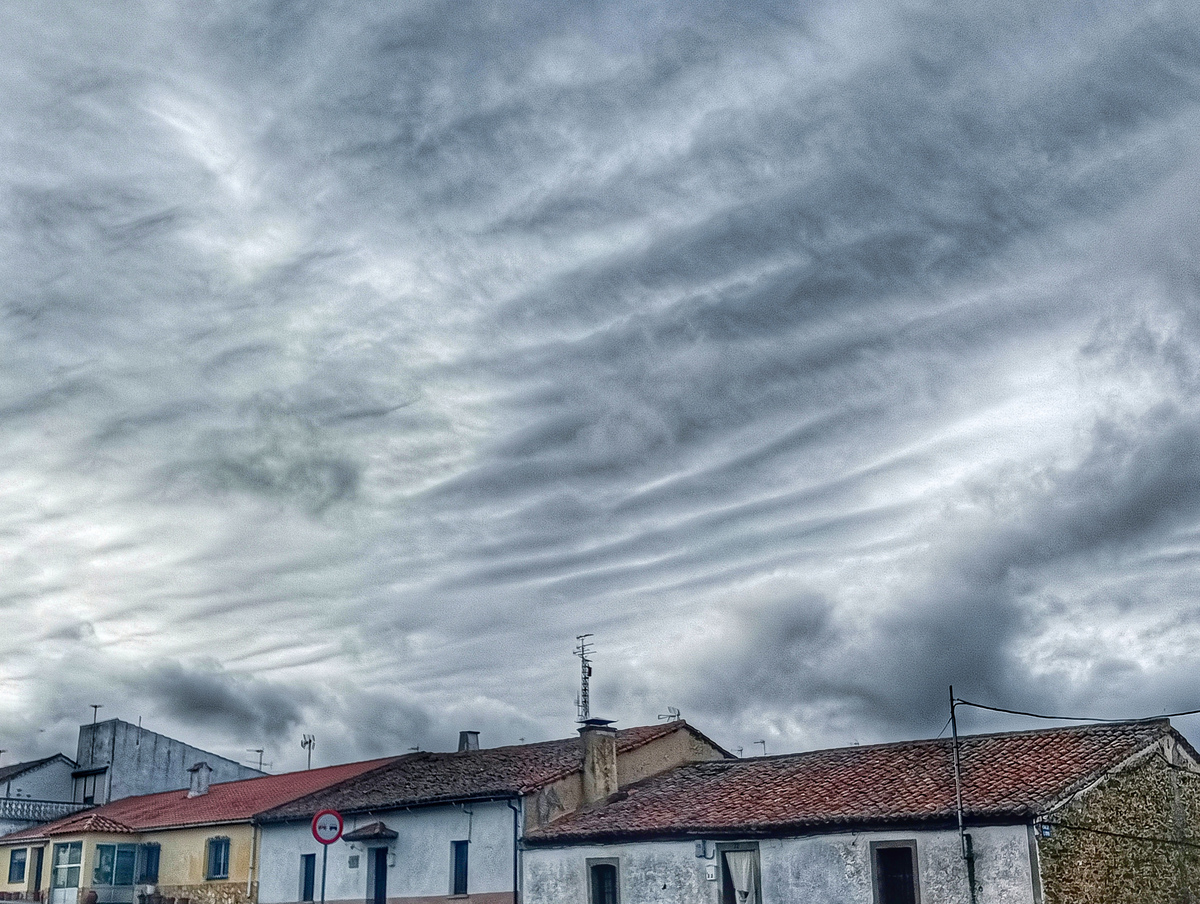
[312,809,344,845]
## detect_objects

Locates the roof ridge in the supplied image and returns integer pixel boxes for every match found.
[715,718,1170,763]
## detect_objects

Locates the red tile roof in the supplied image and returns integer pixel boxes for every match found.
[0,757,399,842]
[260,722,700,821]
[526,720,1178,843]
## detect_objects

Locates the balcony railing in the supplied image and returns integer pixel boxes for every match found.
[0,798,88,823]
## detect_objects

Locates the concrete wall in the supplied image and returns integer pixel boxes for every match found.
[524,826,1038,904]
[76,722,262,805]
[1036,735,1200,904]
[258,801,517,904]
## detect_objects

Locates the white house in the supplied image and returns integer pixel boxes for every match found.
[255,720,729,904]
[522,719,1200,904]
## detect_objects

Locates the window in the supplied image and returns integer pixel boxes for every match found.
[51,843,82,890]
[300,854,316,903]
[587,859,619,904]
[871,841,920,904]
[138,844,160,884]
[718,844,760,904]
[93,844,137,886]
[206,837,230,880]
[8,849,26,884]
[451,840,468,895]
[73,772,104,806]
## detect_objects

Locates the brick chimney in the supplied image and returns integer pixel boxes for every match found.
[187,762,212,798]
[579,718,618,804]
[458,731,480,752]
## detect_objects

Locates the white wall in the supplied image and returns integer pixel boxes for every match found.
[524,826,1038,904]
[3,758,75,801]
[258,800,517,904]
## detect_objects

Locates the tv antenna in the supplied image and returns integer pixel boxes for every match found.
[755,739,767,756]
[658,707,681,722]
[574,634,594,722]
[301,734,316,770]
[247,748,266,770]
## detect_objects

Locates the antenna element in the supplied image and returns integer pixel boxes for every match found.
[574,634,594,722]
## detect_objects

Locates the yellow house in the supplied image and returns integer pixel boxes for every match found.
[0,759,395,904]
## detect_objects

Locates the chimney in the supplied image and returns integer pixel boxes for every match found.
[578,718,618,804]
[458,731,480,752]
[187,762,212,798]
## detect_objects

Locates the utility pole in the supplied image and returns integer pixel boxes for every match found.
[949,687,978,904]
[574,634,594,722]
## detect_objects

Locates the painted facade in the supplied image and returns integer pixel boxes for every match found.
[258,802,517,904]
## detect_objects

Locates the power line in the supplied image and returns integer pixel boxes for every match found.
[953,698,1200,724]
[1043,820,1200,851]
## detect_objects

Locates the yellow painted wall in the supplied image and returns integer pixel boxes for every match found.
[148,824,254,888]
[0,842,46,896]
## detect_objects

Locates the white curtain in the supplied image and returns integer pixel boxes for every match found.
[724,852,758,904]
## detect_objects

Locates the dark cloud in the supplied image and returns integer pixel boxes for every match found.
[3,0,1200,770]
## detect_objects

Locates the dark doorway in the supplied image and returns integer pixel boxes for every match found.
[300,854,316,903]
[371,848,388,904]
[33,848,44,892]
[874,845,917,904]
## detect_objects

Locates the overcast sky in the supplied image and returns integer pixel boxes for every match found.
[4,0,1200,773]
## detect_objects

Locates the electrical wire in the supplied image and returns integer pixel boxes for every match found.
[953,698,1200,724]
[1042,820,1200,851]
[934,713,954,739]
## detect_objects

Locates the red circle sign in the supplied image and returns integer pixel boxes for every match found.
[312,809,343,845]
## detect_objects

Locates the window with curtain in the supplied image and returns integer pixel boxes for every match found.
[8,849,26,884]
[206,837,230,880]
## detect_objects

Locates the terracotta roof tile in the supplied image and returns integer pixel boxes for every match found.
[261,722,690,821]
[0,756,398,842]
[526,720,1174,843]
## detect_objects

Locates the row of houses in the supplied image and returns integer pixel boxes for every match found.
[2,717,1198,904]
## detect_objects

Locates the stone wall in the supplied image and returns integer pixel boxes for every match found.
[1037,738,1200,904]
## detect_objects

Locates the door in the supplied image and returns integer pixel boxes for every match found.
[300,854,316,903]
[49,843,81,904]
[92,844,137,904]
[370,848,387,904]
[33,847,44,895]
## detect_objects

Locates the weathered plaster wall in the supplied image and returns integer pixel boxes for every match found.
[4,758,76,802]
[526,729,728,833]
[524,826,1036,904]
[258,801,515,904]
[1036,738,1200,904]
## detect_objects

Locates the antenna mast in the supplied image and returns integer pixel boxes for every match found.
[301,734,315,770]
[574,634,594,722]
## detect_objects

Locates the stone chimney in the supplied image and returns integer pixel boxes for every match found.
[579,718,618,804]
[187,761,212,798]
[458,731,480,752]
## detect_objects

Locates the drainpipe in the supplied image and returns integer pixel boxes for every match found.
[246,824,259,901]
[507,798,521,904]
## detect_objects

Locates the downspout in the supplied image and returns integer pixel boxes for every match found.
[246,823,259,901]
[507,798,521,904]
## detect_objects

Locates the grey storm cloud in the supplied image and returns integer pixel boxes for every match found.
[4,0,1200,768]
